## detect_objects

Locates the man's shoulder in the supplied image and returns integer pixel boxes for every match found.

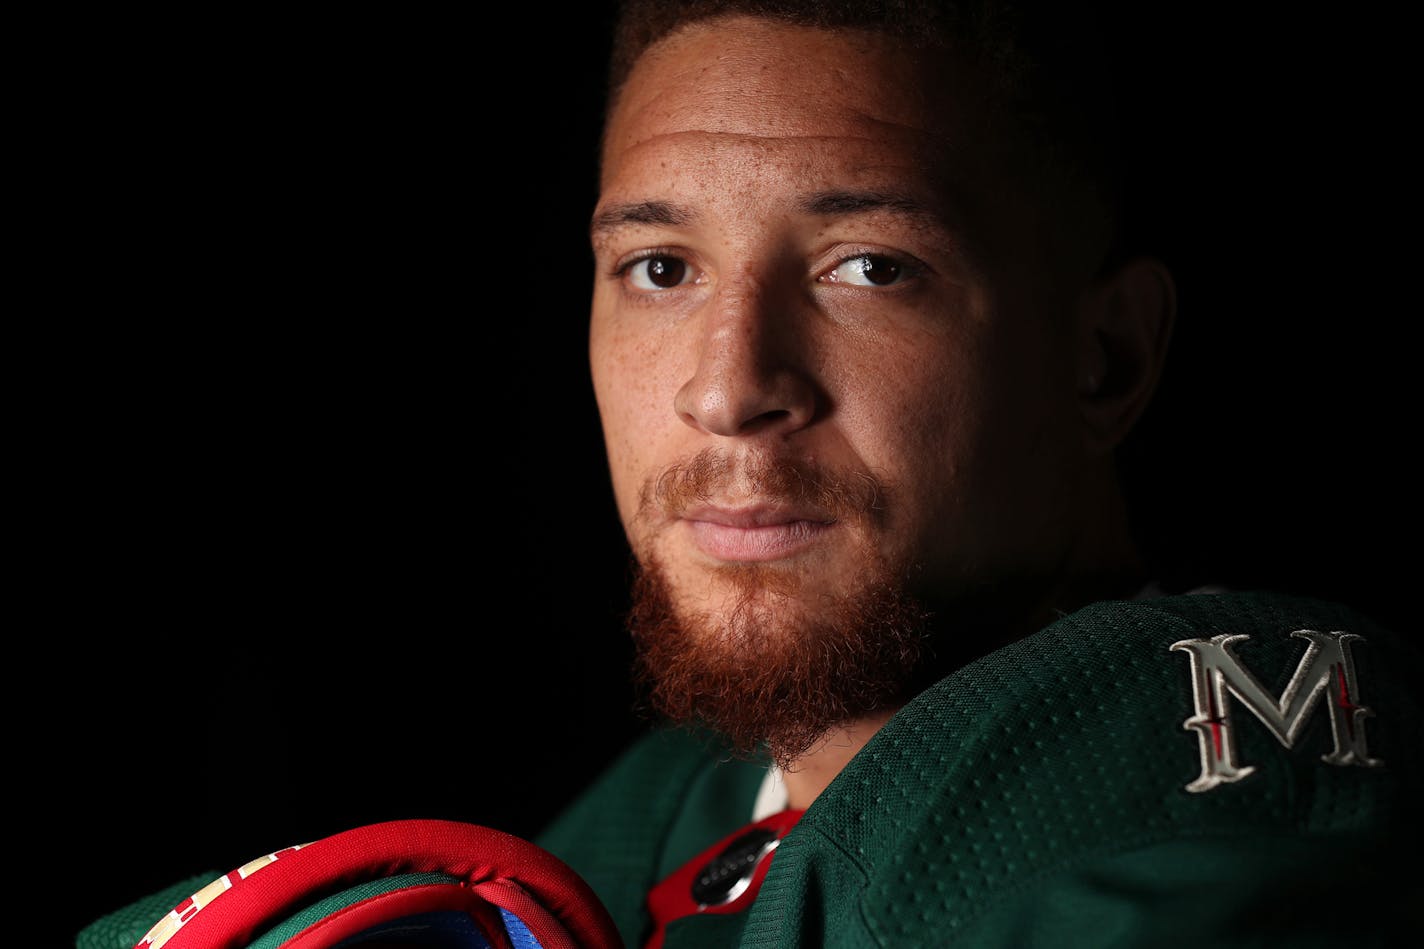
[764,588,1421,944]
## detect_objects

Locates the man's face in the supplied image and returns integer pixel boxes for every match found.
[589,18,1090,753]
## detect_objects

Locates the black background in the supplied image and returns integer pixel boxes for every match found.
[55,3,1414,939]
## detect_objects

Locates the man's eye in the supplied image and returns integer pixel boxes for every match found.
[626,255,693,291]
[823,254,905,287]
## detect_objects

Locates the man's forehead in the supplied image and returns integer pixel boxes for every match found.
[595,18,997,247]
[601,16,977,173]
[597,130,957,215]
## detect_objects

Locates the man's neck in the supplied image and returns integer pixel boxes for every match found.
[781,708,901,810]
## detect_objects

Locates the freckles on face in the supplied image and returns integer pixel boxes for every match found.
[590,304,674,525]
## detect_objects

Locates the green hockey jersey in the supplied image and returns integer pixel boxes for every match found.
[536,591,1423,947]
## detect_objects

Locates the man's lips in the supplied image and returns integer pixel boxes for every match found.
[679,503,836,562]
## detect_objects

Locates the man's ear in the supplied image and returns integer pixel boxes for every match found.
[1075,256,1176,454]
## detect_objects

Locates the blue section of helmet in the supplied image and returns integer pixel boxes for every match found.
[499,908,546,949]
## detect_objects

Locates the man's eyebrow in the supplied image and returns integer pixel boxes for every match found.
[590,201,696,239]
[797,190,944,227]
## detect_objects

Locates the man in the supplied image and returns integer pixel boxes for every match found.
[80,2,1420,946]
[534,1,1422,946]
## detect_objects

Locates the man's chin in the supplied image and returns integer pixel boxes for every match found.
[627,552,931,768]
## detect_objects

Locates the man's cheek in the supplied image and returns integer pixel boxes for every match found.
[878,391,967,476]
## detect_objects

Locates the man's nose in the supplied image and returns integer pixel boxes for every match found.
[673,280,820,438]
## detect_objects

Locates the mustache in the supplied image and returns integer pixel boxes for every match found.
[638,448,887,524]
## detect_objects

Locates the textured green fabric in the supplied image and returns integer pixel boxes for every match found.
[967,832,1418,947]
[536,591,1424,947]
[76,874,211,949]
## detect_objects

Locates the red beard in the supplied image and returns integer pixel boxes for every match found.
[627,449,932,767]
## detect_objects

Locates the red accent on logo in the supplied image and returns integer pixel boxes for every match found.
[1335,664,1359,739]
[1206,690,1224,760]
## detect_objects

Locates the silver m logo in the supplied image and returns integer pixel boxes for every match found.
[1169,630,1382,792]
